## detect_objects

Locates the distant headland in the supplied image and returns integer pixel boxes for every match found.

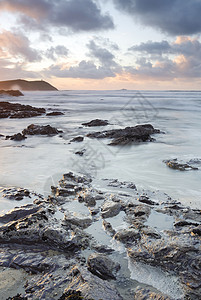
[0,79,58,91]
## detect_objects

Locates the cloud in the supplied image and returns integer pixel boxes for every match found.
[47,60,116,79]
[46,45,69,60]
[0,30,41,62]
[127,36,201,79]
[113,0,201,35]
[0,0,114,32]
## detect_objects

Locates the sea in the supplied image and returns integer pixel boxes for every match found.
[0,90,201,213]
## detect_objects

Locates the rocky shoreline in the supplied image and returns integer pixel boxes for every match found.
[0,172,200,300]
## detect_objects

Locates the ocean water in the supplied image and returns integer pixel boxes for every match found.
[0,90,201,213]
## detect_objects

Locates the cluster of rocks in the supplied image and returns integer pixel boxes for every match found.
[164,158,200,171]
[0,101,45,119]
[0,90,23,97]
[6,124,63,141]
[0,172,200,299]
[87,124,161,145]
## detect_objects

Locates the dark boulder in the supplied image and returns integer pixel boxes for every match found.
[87,124,160,145]
[22,124,62,135]
[6,133,27,141]
[70,136,84,142]
[87,253,120,280]
[164,159,198,171]
[46,111,64,116]
[82,119,109,127]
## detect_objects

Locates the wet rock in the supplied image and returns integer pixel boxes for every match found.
[164,159,198,171]
[191,225,201,236]
[101,200,121,218]
[87,253,120,280]
[6,133,27,141]
[6,294,27,300]
[46,111,64,116]
[87,124,161,145]
[102,220,116,236]
[138,195,158,206]
[63,213,92,229]
[75,149,86,156]
[134,287,173,300]
[114,228,140,244]
[22,124,62,135]
[1,187,30,201]
[0,89,23,97]
[65,266,123,300]
[63,172,92,185]
[58,290,83,300]
[141,226,161,239]
[0,204,41,223]
[82,119,109,127]
[83,195,96,207]
[70,136,84,142]
[0,101,45,119]
[174,220,199,227]
[107,179,137,190]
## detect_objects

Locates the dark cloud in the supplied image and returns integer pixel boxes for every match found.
[113,0,201,35]
[129,40,172,55]
[46,46,69,60]
[0,0,114,32]
[47,60,116,79]
[87,40,115,65]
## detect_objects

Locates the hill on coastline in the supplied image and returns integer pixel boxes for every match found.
[0,79,58,91]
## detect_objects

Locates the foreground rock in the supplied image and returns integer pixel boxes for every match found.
[46,111,64,116]
[87,124,161,145]
[0,172,200,299]
[82,119,109,127]
[22,124,63,135]
[6,133,27,141]
[0,101,45,119]
[0,90,23,97]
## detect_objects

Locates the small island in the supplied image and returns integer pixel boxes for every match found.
[0,79,58,91]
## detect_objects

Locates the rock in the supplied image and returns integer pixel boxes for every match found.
[164,159,198,171]
[58,290,83,300]
[141,226,161,239]
[0,204,41,223]
[75,150,86,156]
[134,287,173,300]
[6,133,27,141]
[0,101,45,119]
[22,124,62,135]
[63,213,92,229]
[101,200,121,218]
[64,266,123,300]
[138,195,158,206]
[70,136,84,142]
[114,228,140,244]
[0,90,23,97]
[46,111,64,116]
[1,187,30,201]
[82,119,109,127]
[87,253,120,280]
[87,124,160,145]
[102,220,116,236]
[174,220,199,227]
[83,195,96,207]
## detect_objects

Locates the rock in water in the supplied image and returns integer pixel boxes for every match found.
[82,119,109,127]
[0,90,23,96]
[87,124,161,145]
[22,124,62,135]
[0,101,45,119]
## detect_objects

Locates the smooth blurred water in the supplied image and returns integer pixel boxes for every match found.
[0,90,201,212]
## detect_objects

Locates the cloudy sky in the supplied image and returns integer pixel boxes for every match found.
[0,0,201,90]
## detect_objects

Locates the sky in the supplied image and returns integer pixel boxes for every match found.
[0,0,201,90]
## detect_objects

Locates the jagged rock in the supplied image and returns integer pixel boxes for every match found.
[0,204,41,223]
[141,226,161,239]
[70,136,84,142]
[22,124,62,135]
[164,159,198,171]
[1,187,30,201]
[6,133,27,141]
[0,89,23,97]
[134,287,173,300]
[46,111,64,116]
[102,220,116,236]
[138,195,158,206]
[101,200,121,218]
[87,253,120,280]
[75,150,86,156]
[63,213,92,229]
[114,228,140,244]
[82,119,109,127]
[0,101,45,119]
[87,124,161,145]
